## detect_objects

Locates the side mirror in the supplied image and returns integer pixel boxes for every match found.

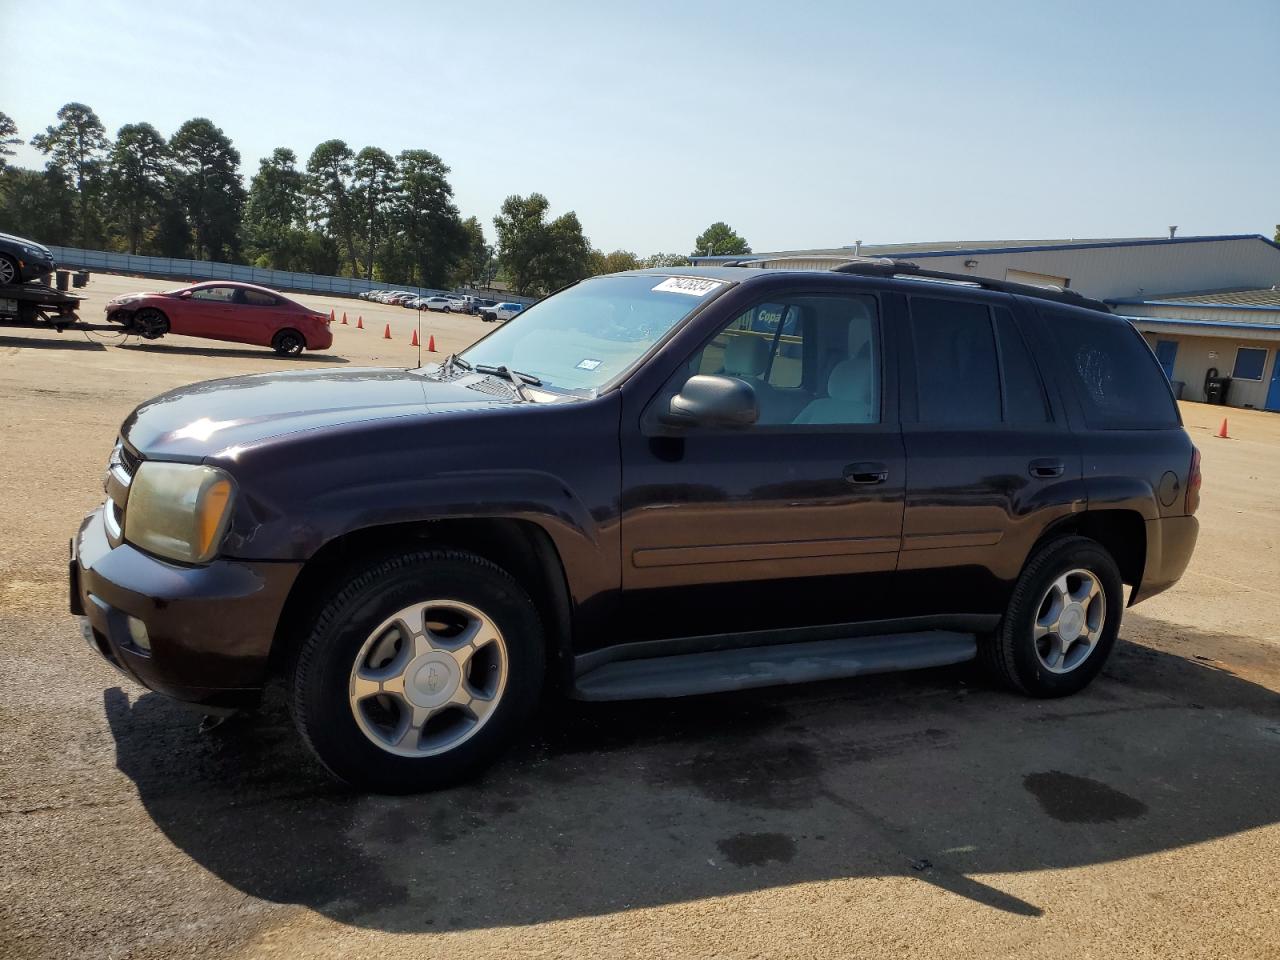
[660,375,759,429]
[179,290,193,299]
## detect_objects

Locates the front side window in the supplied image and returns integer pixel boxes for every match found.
[677,293,880,426]
[190,286,236,302]
[460,275,728,394]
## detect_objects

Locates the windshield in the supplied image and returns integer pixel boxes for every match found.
[456,275,728,393]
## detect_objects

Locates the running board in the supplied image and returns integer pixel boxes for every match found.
[572,631,977,701]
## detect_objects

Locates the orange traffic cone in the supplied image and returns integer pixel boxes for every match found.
[411,329,419,347]
[427,335,437,353]
[329,308,335,323]
[340,312,347,325]
[1216,417,1229,439]
[342,311,347,325]
[383,323,392,340]
[356,316,364,329]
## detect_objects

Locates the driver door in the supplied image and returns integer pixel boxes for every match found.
[617,289,906,644]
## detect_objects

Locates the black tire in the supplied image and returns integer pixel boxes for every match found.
[289,549,545,792]
[0,255,17,286]
[272,328,305,356]
[981,535,1123,697]
[443,306,452,313]
[133,308,169,339]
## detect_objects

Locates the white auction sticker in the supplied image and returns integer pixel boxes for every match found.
[576,358,602,371]
[651,277,723,297]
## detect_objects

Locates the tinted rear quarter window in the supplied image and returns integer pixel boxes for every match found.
[1045,308,1179,429]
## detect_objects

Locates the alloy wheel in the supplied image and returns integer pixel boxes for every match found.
[348,599,509,757]
[1033,568,1106,674]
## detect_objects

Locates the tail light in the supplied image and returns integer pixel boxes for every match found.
[1185,446,1201,515]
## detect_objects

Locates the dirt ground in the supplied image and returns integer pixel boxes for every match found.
[1,274,1277,959]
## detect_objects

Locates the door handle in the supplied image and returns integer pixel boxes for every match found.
[844,462,888,485]
[1028,458,1065,479]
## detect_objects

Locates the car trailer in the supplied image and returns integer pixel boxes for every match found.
[0,281,120,334]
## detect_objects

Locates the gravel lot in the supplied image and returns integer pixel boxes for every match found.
[2,274,1278,959]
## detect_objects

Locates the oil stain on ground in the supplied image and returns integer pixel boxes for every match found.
[716,832,797,867]
[1024,770,1148,823]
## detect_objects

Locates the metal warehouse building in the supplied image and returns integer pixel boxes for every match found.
[692,234,1280,413]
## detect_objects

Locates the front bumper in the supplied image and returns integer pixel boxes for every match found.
[19,256,55,282]
[71,506,303,709]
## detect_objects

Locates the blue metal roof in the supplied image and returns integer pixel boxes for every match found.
[694,234,1280,264]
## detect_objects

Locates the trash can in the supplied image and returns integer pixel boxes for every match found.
[55,269,70,291]
[1204,376,1231,405]
[73,270,90,288]
[1169,380,1185,400]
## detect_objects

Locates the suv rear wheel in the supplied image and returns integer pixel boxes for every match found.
[289,549,545,792]
[982,536,1122,697]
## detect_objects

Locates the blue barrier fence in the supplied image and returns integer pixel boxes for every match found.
[46,245,535,304]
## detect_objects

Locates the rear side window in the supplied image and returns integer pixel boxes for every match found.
[1046,309,1179,429]
[910,298,1001,425]
[241,289,278,306]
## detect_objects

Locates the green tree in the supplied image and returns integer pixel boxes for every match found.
[30,102,110,246]
[105,122,169,254]
[493,193,550,295]
[244,147,308,267]
[454,215,493,287]
[592,249,640,275]
[306,139,359,276]
[640,252,691,268]
[352,146,398,280]
[169,118,246,260]
[0,166,77,244]
[692,221,750,257]
[394,149,466,287]
[493,194,593,295]
[0,111,19,172]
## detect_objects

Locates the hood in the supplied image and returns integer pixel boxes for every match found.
[120,366,528,460]
[0,232,51,255]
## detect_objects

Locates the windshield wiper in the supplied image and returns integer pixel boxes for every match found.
[442,353,472,375]
[474,363,542,399]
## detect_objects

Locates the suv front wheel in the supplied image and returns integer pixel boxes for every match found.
[983,536,1123,697]
[289,549,545,792]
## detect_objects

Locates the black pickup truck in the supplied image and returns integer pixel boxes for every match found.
[71,261,1200,792]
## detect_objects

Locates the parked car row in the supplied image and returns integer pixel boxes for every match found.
[357,288,524,319]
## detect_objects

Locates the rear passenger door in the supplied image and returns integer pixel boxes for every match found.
[896,292,1083,618]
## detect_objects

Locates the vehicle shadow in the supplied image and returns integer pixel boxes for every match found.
[118,343,350,363]
[0,334,107,351]
[105,618,1280,931]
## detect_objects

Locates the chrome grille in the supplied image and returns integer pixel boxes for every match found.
[103,440,140,543]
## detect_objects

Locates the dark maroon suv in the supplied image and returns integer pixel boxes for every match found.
[70,261,1200,792]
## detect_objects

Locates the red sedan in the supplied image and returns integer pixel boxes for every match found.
[105,281,333,356]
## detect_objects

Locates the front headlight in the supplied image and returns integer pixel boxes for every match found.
[124,462,235,564]
[20,244,48,259]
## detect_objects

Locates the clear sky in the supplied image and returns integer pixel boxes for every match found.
[4,0,1277,254]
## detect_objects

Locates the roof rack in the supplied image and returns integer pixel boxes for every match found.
[727,255,1111,313]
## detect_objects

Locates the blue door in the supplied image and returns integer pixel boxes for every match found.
[1266,351,1280,412]
[1154,340,1178,380]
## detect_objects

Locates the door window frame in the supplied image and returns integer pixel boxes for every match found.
[640,288,894,436]
[899,292,1059,431]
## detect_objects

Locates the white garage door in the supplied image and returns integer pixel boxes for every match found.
[1006,268,1070,289]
